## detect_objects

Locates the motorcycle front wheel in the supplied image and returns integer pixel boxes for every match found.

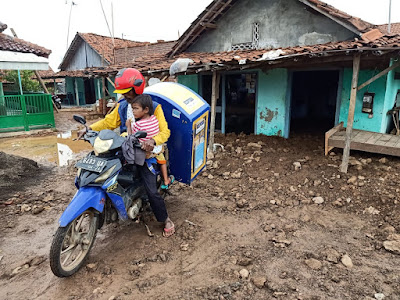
[50,210,98,277]
[55,102,61,109]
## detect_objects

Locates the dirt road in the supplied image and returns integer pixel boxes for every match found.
[1,129,400,299]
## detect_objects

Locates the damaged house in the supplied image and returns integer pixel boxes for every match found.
[89,0,400,141]
[47,33,175,106]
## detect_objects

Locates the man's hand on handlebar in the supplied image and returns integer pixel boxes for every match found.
[141,139,155,151]
[77,128,88,140]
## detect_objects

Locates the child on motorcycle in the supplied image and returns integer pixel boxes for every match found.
[125,94,174,189]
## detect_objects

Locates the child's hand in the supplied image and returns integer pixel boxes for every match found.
[126,119,132,135]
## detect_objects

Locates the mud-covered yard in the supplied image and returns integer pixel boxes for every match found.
[1,117,400,299]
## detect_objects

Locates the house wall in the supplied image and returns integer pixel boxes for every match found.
[65,77,86,105]
[338,69,388,133]
[177,75,199,93]
[256,68,288,137]
[187,0,355,53]
[64,41,104,71]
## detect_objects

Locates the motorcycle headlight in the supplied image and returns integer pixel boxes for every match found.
[93,137,113,154]
[95,165,116,183]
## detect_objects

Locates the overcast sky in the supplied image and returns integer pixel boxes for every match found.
[1,0,399,71]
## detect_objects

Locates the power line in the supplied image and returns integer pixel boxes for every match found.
[99,0,114,47]
[66,1,77,51]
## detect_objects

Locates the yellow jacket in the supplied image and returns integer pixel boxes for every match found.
[90,102,170,146]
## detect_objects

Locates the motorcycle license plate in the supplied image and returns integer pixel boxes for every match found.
[76,157,107,173]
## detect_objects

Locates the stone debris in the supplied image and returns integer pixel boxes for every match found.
[341,254,353,268]
[305,258,322,270]
[364,206,380,215]
[374,293,385,300]
[251,276,266,289]
[239,268,249,279]
[293,162,301,171]
[312,197,324,204]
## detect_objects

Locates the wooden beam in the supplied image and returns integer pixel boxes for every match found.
[209,70,219,152]
[200,22,218,29]
[340,53,361,173]
[325,122,343,155]
[357,59,400,91]
[106,77,115,88]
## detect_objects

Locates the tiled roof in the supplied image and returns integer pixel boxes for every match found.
[378,23,400,34]
[0,33,51,58]
[114,40,176,64]
[170,0,378,57]
[304,0,375,33]
[93,34,400,76]
[45,33,400,79]
[79,33,147,64]
[59,32,147,70]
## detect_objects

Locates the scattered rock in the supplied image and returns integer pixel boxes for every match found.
[239,268,249,279]
[236,199,248,208]
[32,206,44,215]
[252,276,266,289]
[20,204,31,212]
[347,176,357,185]
[364,206,380,215]
[341,254,353,268]
[86,263,97,271]
[92,287,104,294]
[293,162,301,171]
[237,257,252,266]
[379,157,388,164]
[312,197,324,204]
[247,142,262,149]
[323,248,340,263]
[305,258,322,270]
[383,240,400,255]
[374,293,385,300]
[207,174,214,179]
[30,256,46,266]
[180,243,189,251]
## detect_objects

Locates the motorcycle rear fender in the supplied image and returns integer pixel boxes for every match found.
[59,186,106,227]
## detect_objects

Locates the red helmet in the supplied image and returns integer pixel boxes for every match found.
[113,68,145,94]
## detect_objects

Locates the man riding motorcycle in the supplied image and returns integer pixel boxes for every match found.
[77,68,174,236]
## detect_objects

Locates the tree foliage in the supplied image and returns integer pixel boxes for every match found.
[5,70,42,93]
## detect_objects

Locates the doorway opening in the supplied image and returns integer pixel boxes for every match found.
[225,73,257,134]
[290,70,339,134]
[84,78,96,104]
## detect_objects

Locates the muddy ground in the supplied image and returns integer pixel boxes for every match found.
[0,111,400,300]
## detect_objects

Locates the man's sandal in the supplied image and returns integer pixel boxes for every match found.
[161,175,175,190]
[163,225,175,237]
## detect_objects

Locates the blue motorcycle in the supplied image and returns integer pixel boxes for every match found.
[50,115,156,277]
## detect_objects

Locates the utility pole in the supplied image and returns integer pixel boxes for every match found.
[388,0,392,33]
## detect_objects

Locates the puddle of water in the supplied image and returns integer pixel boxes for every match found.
[0,131,92,166]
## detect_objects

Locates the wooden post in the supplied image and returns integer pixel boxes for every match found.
[74,78,80,106]
[340,54,361,173]
[209,70,219,152]
[35,71,59,112]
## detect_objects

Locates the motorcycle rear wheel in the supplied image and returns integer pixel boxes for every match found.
[50,210,98,277]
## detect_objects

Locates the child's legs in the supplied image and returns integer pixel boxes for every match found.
[156,153,170,183]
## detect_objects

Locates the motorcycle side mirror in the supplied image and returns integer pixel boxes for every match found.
[134,131,147,139]
[73,115,87,125]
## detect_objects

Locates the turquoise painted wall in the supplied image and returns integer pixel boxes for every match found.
[76,78,85,105]
[383,65,400,132]
[256,68,288,137]
[107,76,118,101]
[339,69,388,133]
[178,75,199,93]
